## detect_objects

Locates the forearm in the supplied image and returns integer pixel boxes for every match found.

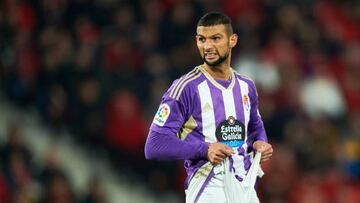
[248,119,268,143]
[144,130,209,160]
[253,126,268,142]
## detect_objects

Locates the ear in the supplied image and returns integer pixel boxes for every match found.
[229,34,238,48]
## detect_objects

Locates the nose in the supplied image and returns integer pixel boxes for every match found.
[204,41,214,52]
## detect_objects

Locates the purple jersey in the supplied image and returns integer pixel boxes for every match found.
[145,65,268,190]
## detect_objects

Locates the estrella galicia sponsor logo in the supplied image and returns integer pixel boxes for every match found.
[215,116,245,148]
[153,103,170,126]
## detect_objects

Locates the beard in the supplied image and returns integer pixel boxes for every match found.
[203,51,229,66]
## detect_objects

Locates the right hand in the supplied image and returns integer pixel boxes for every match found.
[207,143,234,165]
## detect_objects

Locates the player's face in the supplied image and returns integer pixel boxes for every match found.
[196,24,237,66]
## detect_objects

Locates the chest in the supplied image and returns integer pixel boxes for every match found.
[191,80,252,143]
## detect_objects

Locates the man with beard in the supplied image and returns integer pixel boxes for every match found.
[145,12,273,203]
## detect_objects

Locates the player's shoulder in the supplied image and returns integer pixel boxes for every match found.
[233,69,258,96]
[233,69,256,87]
[168,66,203,100]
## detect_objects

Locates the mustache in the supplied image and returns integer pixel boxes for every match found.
[204,51,219,55]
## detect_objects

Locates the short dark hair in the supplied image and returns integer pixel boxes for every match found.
[197,12,233,34]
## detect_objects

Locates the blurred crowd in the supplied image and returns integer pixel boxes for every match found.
[0,0,359,202]
[0,123,108,203]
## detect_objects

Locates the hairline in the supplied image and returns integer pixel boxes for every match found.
[196,23,234,36]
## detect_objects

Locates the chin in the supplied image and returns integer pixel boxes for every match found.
[205,60,221,66]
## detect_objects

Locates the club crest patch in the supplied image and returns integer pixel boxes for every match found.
[153,103,170,126]
[243,95,250,111]
[216,116,245,148]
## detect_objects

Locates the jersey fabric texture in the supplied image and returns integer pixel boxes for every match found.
[145,65,268,202]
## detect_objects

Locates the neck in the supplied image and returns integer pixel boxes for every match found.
[203,58,232,80]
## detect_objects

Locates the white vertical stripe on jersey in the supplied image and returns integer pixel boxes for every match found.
[222,89,237,120]
[198,80,217,142]
[238,79,250,149]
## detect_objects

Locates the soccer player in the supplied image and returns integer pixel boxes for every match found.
[145,12,273,203]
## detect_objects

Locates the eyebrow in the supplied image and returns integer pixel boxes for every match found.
[196,33,223,38]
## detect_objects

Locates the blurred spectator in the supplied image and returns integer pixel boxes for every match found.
[289,170,360,203]
[300,74,346,119]
[0,126,40,203]
[81,177,108,203]
[0,172,10,203]
[41,172,76,203]
[105,90,148,173]
[105,90,147,153]
[74,16,99,47]
[38,146,65,186]
[0,123,32,173]
[12,186,38,203]
[259,144,298,202]
[36,83,69,129]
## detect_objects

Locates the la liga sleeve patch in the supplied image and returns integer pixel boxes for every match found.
[153,103,171,126]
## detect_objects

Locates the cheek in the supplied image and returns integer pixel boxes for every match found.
[217,44,228,54]
[197,45,204,55]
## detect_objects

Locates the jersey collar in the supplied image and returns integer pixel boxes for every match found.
[199,65,236,91]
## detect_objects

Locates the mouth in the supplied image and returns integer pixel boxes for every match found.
[205,52,218,60]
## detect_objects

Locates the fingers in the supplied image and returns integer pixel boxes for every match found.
[261,146,273,156]
[261,152,272,161]
[252,141,274,163]
[207,141,274,164]
[220,146,234,157]
[254,141,272,153]
[260,157,271,163]
[256,144,270,153]
[262,150,273,157]
[212,151,227,159]
[259,144,273,163]
[208,152,225,164]
[207,143,234,165]
[212,155,225,165]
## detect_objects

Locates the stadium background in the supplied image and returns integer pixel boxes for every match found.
[0,0,360,202]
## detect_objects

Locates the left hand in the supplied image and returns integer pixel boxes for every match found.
[253,141,273,163]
